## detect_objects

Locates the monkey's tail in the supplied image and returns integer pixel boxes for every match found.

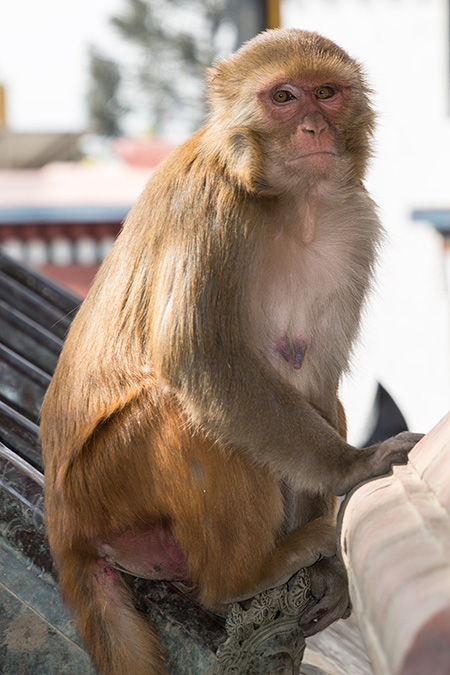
[56,547,167,675]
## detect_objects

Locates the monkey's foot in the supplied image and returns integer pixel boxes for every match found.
[299,555,350,636]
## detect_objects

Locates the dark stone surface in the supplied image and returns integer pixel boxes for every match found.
[0,538,94,674]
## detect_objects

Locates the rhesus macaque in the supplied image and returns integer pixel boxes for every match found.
[40,29,421,674]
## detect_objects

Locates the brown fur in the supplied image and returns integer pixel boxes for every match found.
[40,29,421,673]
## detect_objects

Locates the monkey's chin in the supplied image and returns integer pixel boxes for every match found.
[287,152,337,182]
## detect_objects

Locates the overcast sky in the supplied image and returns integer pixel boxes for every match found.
[0,0,124,132]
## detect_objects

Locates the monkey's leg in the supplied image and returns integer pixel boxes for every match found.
[53,544,167,675]
[43,392,186,675]
[221,513,337,604]
[207,480,349,635]
[283,487,350,634]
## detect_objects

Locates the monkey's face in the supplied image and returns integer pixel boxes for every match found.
[255,76,351,190]
[207,29,375,193]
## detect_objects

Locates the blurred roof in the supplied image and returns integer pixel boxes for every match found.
[0,131,82,170]
[0,136,176,224]
[0,161,152,225]
[112,136,176,167]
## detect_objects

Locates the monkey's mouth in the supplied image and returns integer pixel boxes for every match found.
[287,152,337,170]
[294,151,336,160]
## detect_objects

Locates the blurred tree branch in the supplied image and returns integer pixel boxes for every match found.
[88,49,129,137]
[88,0,236,138]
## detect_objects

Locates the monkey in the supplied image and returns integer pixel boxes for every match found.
[40,28,422,675]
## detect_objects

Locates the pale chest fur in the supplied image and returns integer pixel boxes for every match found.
[245,190,380,410]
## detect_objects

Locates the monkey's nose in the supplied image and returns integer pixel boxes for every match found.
[301,114,327,135]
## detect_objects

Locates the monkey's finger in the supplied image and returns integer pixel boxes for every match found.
[342,603,352,620]
[393,432,424,443]
[300,596,350,637]
[301,597,326,625]
[382,432,424,452]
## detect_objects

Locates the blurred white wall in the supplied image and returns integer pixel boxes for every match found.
[0,0,124,132]
[282,0,450,440]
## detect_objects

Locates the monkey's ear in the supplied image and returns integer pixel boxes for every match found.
[225,128,267,193]
[206,61,230,109]
[205,61,270,194]
[202,125,268,195]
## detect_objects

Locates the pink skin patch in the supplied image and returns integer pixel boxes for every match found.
[98,525,190,582]
[277,337,308,370]
[95,558,121,587]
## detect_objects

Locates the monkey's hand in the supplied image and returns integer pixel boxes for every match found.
[335,431,423,495]
[369,430,424,472]
[300,556,351,637]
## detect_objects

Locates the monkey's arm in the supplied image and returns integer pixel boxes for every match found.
[163,332,418,495]
[143,177,419,495]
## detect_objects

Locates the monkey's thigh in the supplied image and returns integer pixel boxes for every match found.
[167,431,286,606]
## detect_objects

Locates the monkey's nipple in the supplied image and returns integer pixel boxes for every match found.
[277,337,307,370]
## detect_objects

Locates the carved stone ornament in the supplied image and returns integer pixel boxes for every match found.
[216,568,312,674]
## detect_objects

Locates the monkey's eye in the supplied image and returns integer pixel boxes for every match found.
[315,86,336,100]
[272,90,295,104]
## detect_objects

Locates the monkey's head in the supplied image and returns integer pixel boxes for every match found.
[205,29,375,194]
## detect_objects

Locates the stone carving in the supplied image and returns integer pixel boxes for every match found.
[216,568,312,674]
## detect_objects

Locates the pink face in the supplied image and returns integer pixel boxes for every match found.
[257,77,350,173]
